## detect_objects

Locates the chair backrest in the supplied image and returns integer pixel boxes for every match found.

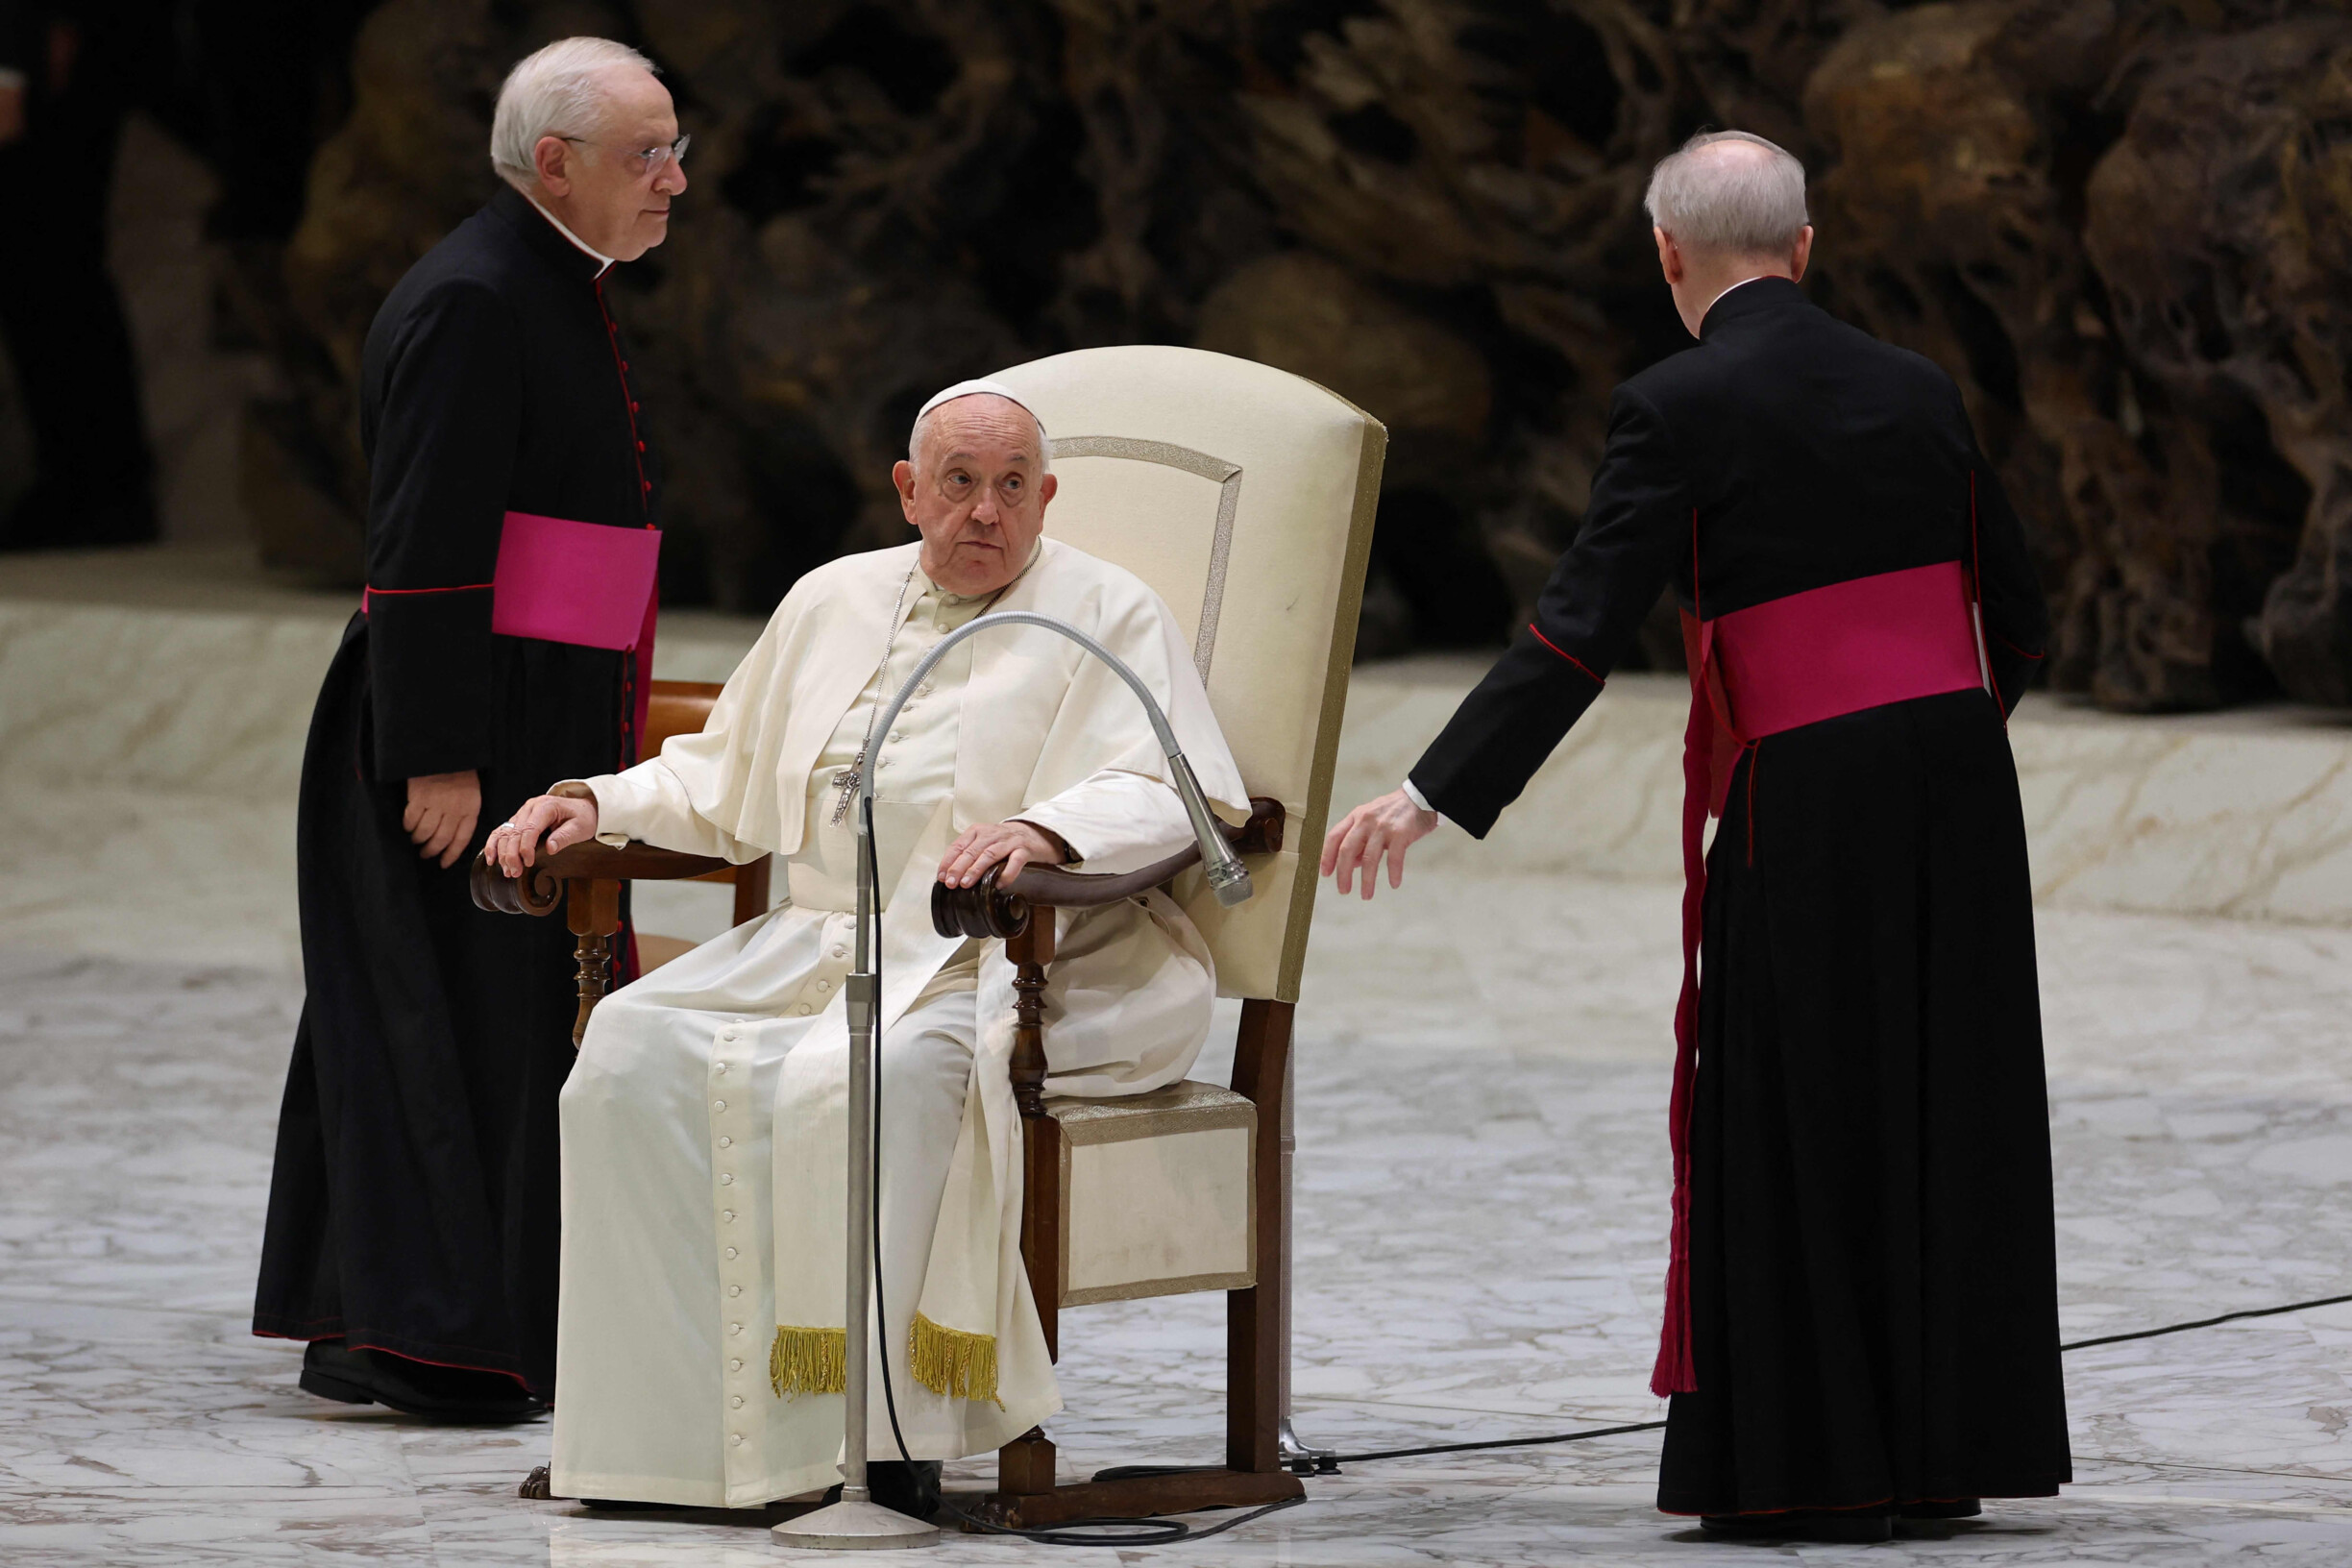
[646,680,723,754]
[643,681,772,920]
[989,346,1385,1003]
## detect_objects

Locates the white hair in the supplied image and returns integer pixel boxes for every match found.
[490,37,659,191]
[907,392,1052,478]
[1644,130,1810,258]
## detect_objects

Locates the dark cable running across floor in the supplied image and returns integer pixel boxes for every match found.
[1310,1288,2352,1469]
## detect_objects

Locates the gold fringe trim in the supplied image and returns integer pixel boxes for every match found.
[769,1325,846,1400]
[909,1311,1002,1408]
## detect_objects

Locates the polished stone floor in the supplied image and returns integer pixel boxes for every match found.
[8,863,2352,1563]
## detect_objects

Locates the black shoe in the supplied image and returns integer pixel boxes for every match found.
[822,1459,943,1521]
[1900,1497,1980,1519]
[299,1340,543,1423]
[295,1339,376,1405]
[1700,1507,1894,1543]
[1895,1496,1983,1537]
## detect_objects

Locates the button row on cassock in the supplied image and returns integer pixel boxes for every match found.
[711,1022,756,1480]
[706,915,862,1487]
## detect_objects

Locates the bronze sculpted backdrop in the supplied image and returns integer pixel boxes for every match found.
[234,0,2352,709]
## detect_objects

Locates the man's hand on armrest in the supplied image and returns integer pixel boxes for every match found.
[938,820,1072,890]
[483,785,600,877]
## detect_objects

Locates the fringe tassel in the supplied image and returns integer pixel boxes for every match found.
[909,1312,1002,1408]
[769,1325,847,1400]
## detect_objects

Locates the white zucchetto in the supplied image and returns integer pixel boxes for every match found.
[915,379,1049,437]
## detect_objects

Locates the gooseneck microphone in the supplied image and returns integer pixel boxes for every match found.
[857,608,1251,906]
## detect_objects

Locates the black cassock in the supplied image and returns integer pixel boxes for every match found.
[254,187,658,1395]
[1410,279,2070,1514]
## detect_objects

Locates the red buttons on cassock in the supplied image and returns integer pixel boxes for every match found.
[637,441,646,453]
[642,479,652,492]
[630,402,639,413]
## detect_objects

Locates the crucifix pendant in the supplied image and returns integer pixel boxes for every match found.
[828,754,865,825]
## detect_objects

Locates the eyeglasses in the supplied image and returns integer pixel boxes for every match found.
[561,133,690,178]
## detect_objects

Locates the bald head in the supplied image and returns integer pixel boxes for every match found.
[1644,131,1810,262]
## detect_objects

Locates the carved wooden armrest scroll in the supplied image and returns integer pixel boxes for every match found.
[467,840,734,916]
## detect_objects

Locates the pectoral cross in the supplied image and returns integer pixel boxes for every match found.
[830,560,919,828]
[829,754,866,825]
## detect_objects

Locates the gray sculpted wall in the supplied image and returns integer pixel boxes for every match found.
[236,0,2352,708]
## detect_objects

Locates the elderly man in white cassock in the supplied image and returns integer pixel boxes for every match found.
[486,381,1246,1516]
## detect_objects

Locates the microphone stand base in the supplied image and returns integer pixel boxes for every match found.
[771,1499,941,1551]
[1280,1418,1339,1477]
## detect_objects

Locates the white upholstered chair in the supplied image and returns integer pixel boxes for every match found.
[930,345,1384,1526]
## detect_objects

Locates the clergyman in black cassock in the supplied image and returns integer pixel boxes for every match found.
[254,46,683,1412]
[1332,136,2069,1531]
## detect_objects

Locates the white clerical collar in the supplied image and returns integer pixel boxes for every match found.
[918,536,1044,604]
[1704,274,1779,314]
[526,195,616,277]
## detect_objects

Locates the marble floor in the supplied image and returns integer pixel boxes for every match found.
[9,853,2352,1563]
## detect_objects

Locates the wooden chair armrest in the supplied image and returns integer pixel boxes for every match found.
[470,838,733,917]
[932,796,1283,939]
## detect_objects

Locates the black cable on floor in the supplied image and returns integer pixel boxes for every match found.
[2058,1291,2352,1352]
[1325,1418,1669,1466]
[1309,1288,2352,1472]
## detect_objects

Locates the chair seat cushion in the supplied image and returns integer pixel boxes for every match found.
[1046,1080,1256,1306]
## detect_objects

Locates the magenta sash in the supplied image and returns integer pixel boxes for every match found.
[486,511,660,652]
[1653,558,1987,1398]
[364,511,662,759]
[1712,562,1984,743]
[492,511,661,759]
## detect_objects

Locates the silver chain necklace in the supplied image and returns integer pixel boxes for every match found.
[829,560,920,825]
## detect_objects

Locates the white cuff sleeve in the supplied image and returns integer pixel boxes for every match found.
[0,69,28,93]
[1014,769,1193,875]
[1400,777,1451,829]
[559,764,759,862]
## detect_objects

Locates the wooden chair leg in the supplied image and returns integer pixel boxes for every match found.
[564,877,623,1047]
[998,1429,1055,1494]
[1227,997,1292,1474]
[996,916,1063,1503]
[729,854,772,927]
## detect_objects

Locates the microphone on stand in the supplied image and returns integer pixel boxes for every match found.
[1170,750,1253,906]
[772,607,1251,1554]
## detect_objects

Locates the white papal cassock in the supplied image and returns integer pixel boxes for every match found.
[548,537,1247,1507]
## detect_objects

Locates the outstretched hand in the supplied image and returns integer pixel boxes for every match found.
[482,790,600,877]
[1320,788,1438,899]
